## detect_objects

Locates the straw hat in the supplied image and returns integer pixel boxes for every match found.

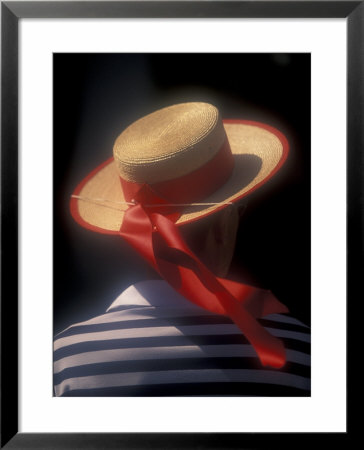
[70,102,289,233]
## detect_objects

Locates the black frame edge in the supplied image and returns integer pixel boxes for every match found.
[0,432,359,449]
[1,1,360,448]
[3,1,362,19]
[347,0,363,442]
[1,2,19,448]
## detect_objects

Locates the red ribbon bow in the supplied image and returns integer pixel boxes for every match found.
[119,184,289,368]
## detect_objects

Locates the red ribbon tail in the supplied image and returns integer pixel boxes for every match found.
[119,186,289,369]
[119,203,156,267]
[152,212,288,368]
[220,293,287,368]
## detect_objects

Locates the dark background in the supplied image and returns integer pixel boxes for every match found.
[53,53,311,335]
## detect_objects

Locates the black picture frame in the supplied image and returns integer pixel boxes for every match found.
[1,1,360,448]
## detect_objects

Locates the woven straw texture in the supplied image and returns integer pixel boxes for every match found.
[113,103,225,183]
[76,119,284,232]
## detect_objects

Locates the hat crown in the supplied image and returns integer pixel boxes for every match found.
[113,102,227,184]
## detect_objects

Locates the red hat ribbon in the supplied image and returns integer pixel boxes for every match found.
[119,183,289,369]
[120,137,234,205]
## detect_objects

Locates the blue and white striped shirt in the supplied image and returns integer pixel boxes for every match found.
[54,280,310,396]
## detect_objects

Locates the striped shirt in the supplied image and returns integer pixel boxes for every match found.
[54,280,310,396]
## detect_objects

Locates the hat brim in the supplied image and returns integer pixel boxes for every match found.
[70,120,289,234]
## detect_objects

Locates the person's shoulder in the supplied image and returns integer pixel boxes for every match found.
[53,281,311,397]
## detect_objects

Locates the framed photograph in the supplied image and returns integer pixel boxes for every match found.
[1,1,359,448]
